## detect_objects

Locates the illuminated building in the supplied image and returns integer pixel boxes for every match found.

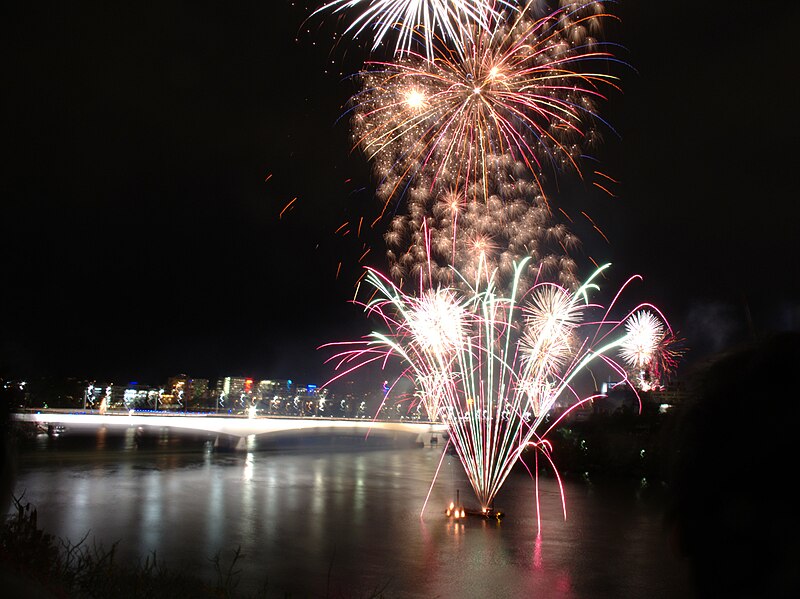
[215,376,253,408]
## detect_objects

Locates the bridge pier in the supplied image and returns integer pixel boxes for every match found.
[132,426,173,448]
[415,431,443,447]
[213,434,248,452]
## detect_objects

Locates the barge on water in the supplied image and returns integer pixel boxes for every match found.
[445,490,504,520]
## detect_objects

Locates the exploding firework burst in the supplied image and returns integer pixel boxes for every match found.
[313,0,509,59]
[620,310,664,369]
[620,309,682,391]
[350,1,618,209]
[325,259,674,514]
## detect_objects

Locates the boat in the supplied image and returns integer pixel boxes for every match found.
[445,490,504,520]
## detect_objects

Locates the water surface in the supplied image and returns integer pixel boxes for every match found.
[12,431,692,598]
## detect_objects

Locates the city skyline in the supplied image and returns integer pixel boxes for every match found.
[4,1,798,384]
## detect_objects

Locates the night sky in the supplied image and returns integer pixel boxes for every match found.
[5,1,798,386]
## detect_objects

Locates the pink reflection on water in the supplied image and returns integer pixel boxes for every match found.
[534,531,543,570]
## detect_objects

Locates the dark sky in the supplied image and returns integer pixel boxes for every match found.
[4,1,799,385]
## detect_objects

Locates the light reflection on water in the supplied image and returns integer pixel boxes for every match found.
[11,432,691,598]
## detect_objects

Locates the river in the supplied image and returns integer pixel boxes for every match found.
[9,430,693,598]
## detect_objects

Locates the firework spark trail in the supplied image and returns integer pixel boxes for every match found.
[323,259,675,510]
[381,167,583,294]
[312,1,510,59]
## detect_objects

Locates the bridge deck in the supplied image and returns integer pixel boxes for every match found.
[12,410,447,439]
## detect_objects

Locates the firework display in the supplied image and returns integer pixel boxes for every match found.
[326,260,674,510]
[312,0,678,519]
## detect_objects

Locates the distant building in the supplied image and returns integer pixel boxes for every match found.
[121,381,153,409]
[596,379,687,415]
[215,376,255,409]
[84,382,105,409]
[647,380,688,413]
[593,380,638,414]
[257,379,290,398]
[165,375,210,409]
[255,379,286,413]
[190,378,209,403]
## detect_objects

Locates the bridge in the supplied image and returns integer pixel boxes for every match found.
[12,410,448,450]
